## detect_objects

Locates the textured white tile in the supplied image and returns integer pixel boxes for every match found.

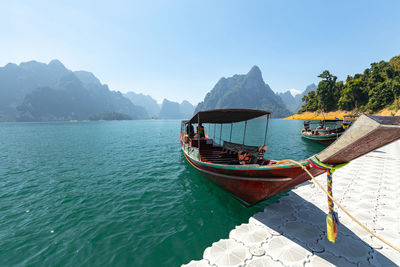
[281,220,322,245]
[182,259,214,267]
[369,247,400,266]
[318,234,371,263]
[229,223,272,246]
[264,236,311,266]
[252,211,286,231]
[246,257,285,267]
[203,239,251,267]
[305,253,349,267]
[373,230,400,249]
[248,218,281,236]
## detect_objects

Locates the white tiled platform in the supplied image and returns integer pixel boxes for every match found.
[183,141,400,267]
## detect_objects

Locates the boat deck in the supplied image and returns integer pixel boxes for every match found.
[192,138,270,166]
[199,144,240,165]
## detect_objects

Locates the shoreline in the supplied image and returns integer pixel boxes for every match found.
[284,108,400,120]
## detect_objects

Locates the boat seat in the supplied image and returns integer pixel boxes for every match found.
[222,141,267,164]
[222,141,266,155]
[256,145,267,163]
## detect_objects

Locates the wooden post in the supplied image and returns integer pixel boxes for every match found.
[243,121,247,145]
[229,123,233,142]
[263,114,269,146]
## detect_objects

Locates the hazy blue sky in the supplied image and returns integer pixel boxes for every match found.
[1,0,400,104]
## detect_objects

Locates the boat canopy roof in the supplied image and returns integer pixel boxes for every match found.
[187,109,270,124]
[343,114,359,118]
[321,119,342,122]
[305,119,341,125]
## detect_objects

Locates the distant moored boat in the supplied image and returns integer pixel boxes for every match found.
[301,115,358,145]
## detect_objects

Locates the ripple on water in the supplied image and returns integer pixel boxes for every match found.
[0,120,323,266]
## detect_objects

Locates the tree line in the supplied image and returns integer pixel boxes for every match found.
[300,55,400,113]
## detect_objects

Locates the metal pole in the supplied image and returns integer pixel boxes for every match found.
[229,123,233,142]
[242,121,247,145]
[198,113,200,151]
[263,114,270,146]
[219,124,222,145]
[214,123,216,139]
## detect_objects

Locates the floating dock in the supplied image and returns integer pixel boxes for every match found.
[183,140,400,266]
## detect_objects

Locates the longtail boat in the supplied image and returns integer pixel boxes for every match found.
[301,120,346,145]
[180,109,400,206]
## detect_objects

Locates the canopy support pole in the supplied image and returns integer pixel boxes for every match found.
[219,124,222,145]
[214,123,216,140]
[229,123,233,142]
[263,114,270,146]
[243,121,247,145]
[198,113,201,152]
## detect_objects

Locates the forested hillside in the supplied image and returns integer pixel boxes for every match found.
[300,55,400,113]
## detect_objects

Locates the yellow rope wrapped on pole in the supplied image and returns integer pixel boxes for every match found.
[276,159,400,254]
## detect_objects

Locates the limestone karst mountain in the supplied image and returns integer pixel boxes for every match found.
[195,66,291,118]
[124,92,160,118]
[179,100,195,119]
[277,83,317,113]
[0,59,147,121]
[158,99,195,119]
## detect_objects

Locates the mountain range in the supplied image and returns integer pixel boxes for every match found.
[195,66,292,118]
[0,60,148,121]
[277,83,317,113]
[0,60,195,122]
[124,92,195,119]
[157,99,195,119]
[0,60,314,121]
[124,92,160,118]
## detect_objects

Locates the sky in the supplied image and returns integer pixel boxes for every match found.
[1,0,400,105]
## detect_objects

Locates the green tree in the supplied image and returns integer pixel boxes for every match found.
[299,90,318,112]
[392,81,400,109]
[317,70,338,111]
[367,81,394,112]
[338,79,368,110]
[298,54,400,114]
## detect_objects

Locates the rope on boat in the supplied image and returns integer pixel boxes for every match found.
[275,158,400,254]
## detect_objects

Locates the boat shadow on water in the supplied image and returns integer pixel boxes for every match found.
[179,152,284,210]
[179,153,261,209]
[301,137,328,150]
[253,191,396,265]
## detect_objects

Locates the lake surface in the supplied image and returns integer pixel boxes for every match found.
[0,119,325,266]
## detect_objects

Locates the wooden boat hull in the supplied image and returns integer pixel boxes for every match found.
[301,132,343,145]
[182,144,324,206]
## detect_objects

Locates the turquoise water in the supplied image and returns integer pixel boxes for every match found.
[0,119,324,266]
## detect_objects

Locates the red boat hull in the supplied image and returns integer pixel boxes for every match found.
[182,149,324,206]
